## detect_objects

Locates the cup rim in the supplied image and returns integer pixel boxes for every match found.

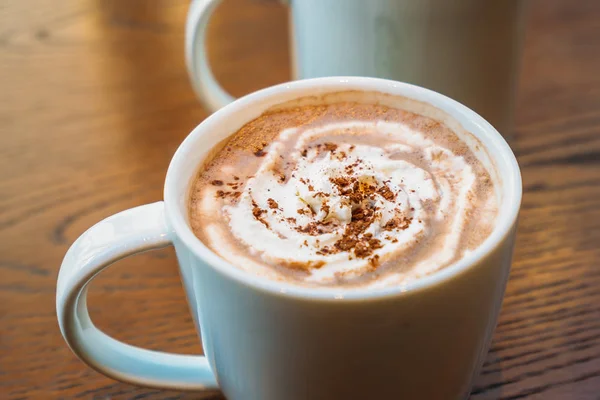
[164,77,522,301]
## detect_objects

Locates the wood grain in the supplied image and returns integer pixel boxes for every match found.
[0,0,599,399]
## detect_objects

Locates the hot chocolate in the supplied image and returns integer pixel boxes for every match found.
[189,91,498,288]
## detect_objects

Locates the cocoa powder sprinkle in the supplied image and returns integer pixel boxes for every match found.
[323,142,338,152]
[369,254,380,268]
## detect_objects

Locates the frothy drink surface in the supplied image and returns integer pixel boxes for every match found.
[189,92,498,289]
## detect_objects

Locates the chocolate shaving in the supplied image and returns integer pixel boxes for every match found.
[377,184,396,201]
[329,176,350,188]
[352,237,383,258]
[211,180,224,186]
[368,237,383,250]
[296,223,320,235]
[267,198,279,209]
[215,190,241,201]
[251,199,269,228]
[331,204,381,258]
[316,246,334,255]
[383,216,412,231]
[296,221,337,236]
[335,151,347,161]
[329,176,379,204]
[335,236,357,251]
[323,142,338,152]
[351,205,374,221]
[252,201,265,218]
[354,242,370,258]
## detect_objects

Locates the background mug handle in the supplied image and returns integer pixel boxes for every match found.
[186,0,235,112]
[56,202,218,391]
[185,0,289,112]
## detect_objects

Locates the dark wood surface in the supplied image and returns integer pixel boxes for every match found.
[1,0,599,399]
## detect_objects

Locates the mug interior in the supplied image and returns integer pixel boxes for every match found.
[164,77,522,300]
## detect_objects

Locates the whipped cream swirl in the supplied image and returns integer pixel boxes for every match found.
[216,120,485,287]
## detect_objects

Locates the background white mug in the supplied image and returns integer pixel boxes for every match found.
[186,0,527,136]
[57,77,522,399]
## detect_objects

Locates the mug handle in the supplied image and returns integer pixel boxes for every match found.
[56,201,218,391]
[186,0,236,112]
[186,0,290,112]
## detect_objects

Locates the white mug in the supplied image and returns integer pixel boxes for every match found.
[186,0,527,135]
[57,77,522,399]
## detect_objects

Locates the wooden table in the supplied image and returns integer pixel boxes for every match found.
[1,0,599,398]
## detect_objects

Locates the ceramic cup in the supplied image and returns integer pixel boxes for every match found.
[186,0,527,136]
[57,77,521,400]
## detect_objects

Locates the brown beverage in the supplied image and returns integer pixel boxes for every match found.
[189,91,498,288]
